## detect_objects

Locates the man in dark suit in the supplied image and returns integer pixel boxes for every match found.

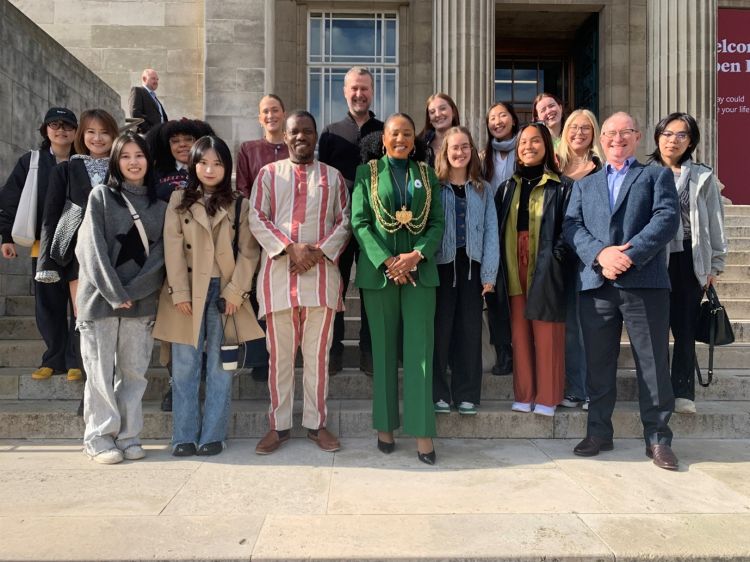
[563,111,681,470]
[128,69,168,134]
[318,67,384,375]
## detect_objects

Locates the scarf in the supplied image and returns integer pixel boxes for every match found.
[490,134,518,189]
[71,154,110,187]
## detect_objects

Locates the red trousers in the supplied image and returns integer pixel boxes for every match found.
[509,232,565,407]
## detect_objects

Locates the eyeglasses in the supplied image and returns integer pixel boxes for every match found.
[602,128,637,139]
[569,125,593,134]
[48,121,76,131]
[660,131,690,142]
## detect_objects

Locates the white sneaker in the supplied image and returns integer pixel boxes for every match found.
[89,448,124,465]
[533,404,556,417]
[511,401,532,413]
[674,398,696,414]
[122,445,146,460]
[582,399,590,411]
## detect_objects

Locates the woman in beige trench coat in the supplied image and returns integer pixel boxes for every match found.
[153,135,263,457]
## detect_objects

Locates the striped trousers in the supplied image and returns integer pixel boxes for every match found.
[265,306,335,431]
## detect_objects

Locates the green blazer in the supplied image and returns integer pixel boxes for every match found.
[351,156,445,289]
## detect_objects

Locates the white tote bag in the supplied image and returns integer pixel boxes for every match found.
[11,150,40,247]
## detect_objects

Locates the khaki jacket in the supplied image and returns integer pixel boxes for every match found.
[153,191,263,347]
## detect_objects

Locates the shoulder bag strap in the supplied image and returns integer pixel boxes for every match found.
[232,196,242,261]
[120,192,150,257]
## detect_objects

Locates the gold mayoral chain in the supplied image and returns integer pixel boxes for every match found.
[368,160,432,234]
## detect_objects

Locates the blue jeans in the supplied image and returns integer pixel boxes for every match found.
[171,278,233,448]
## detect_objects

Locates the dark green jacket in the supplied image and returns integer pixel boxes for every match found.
[351,156,444,289]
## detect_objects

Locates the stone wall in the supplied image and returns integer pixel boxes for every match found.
[8,0,205,124]
[0,0,124,311]
[203,0,268,154]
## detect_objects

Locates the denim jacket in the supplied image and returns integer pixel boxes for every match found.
[435,179,499,285]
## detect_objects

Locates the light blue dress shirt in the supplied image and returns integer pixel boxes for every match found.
[605,157,636,210]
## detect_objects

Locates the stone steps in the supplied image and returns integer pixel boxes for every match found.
[1,398,747,440]
[3,367,749,402]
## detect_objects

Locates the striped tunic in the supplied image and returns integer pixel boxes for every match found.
[249,158,351,318]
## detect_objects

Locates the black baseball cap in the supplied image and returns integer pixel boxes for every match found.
[43,107,78,127]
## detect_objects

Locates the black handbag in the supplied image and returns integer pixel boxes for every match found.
[49,197,84,267]
[694,284,735,387]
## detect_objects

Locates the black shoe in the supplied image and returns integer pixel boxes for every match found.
[377,438,395,454]
[360,351,373,376]
[251,365,269,382]
[76,398,84,417]
[161,388,173,412]
[417,449,436,465]
[196,441,223,456]
[573,436,614,457]
[491,357,513,376]
[329,351,343,375]
[173,443,197,457]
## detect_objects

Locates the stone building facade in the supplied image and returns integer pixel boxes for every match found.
[8,0,749,170]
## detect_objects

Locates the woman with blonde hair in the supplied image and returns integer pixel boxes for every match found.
[556,109,604,411]
[432,126,498,415]
[557,109,603,181]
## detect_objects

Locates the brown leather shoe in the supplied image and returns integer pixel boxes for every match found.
[646,444,679,471]
[308,428,340,452]
[255,430,290,455]
[573,435,614,457]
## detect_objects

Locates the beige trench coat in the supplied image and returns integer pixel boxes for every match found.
[153,191,264,348]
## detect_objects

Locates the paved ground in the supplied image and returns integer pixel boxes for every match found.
[2,437,750,561]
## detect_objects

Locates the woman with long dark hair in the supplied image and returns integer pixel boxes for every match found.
[488,122,569,416]
[649,112,727,414]
[75,131,167,464]
[481,101,520,377]
[0,108,79,381]
[153,136,262,457]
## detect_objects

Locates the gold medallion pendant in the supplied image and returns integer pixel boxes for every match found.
[395,206,413,225]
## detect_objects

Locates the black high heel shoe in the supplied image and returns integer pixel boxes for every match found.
[377,438,395,454]
[417,449,436,465]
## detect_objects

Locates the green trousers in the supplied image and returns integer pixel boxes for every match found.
[362,283,436,437]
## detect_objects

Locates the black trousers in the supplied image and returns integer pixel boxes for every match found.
[580,283,674,446]
[32,258,77,371]
[432,249,483,405]
[668,241,704,401]
[331,236,371,355]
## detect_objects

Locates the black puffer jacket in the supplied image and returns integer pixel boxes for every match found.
[486,173,572,344]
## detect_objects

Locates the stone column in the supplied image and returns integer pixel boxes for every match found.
[647,0,717,165]
[433,0,494,144]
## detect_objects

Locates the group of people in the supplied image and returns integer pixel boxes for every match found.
[0,66,726,470]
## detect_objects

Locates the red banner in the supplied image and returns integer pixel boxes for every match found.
[718,9,750,204]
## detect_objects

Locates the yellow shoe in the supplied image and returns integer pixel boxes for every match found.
[31,367,54,380]
[66,368,83,382]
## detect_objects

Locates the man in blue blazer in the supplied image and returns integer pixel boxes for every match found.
[563,112,680,470]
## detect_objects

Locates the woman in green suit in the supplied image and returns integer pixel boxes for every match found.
[351,113,445,465]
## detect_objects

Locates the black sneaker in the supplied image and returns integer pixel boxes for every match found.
[160,388,173,412]
[197,441,224,456]
[559,395,584,408]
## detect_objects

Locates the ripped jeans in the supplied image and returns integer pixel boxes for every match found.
[78,316,155,456]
